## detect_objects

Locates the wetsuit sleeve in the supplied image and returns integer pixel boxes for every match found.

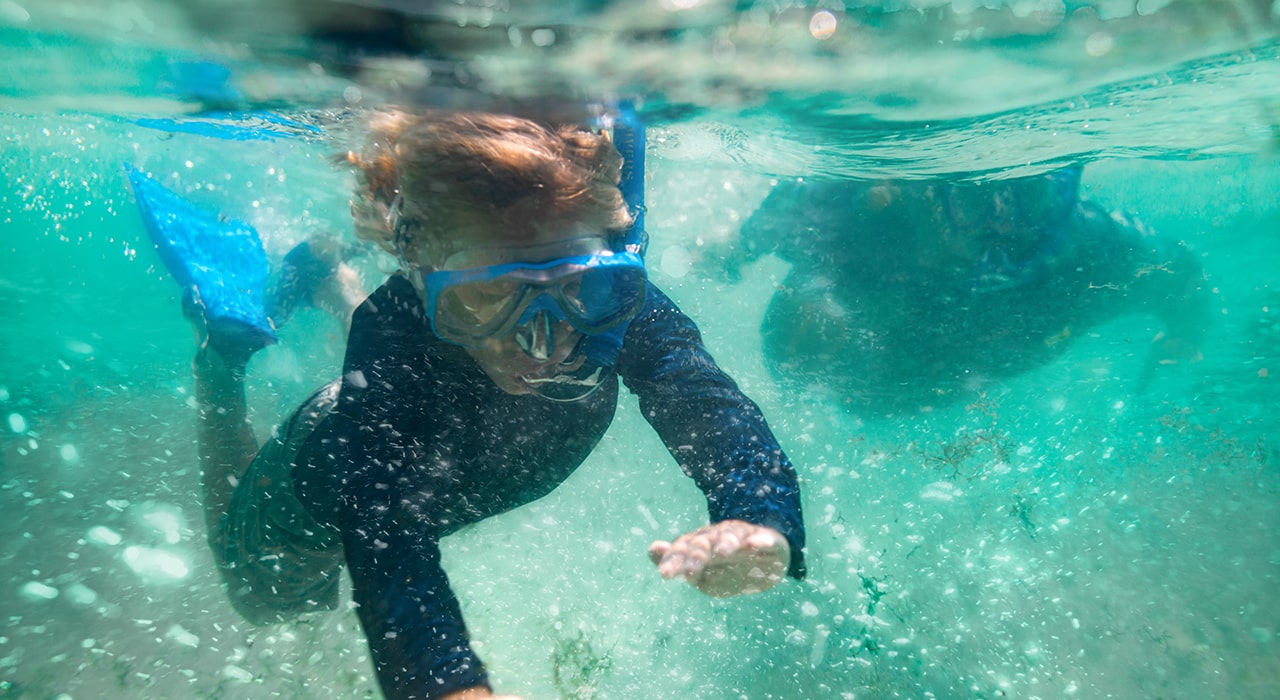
[314,279,490,699]
[617,283,806,578]
[314,382,491,699]
[340,509,488,699]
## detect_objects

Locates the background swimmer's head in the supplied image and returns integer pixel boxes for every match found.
[343,109,634,268]
[941,166,1082,241]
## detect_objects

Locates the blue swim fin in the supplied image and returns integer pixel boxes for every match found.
[125,163,276,348]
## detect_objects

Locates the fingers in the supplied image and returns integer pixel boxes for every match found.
[652,532,712,580]
[746,528,785,552]
[648,540,670,566]
[649,521,791,597]
[711,534,739,558]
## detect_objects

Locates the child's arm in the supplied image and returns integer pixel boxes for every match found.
[619,283,807,588]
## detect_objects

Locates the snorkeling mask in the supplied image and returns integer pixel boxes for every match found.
[413,237,647,356]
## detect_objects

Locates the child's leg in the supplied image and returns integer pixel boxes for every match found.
[193,342,260,550]
[267,236,369,331]
[179,255,347,624]
[214,379,345,624]
[191,328,344,624]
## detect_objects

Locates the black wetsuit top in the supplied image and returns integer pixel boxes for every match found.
[293,274,806,699]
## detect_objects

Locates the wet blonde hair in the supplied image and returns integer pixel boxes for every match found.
[343,109,633,261]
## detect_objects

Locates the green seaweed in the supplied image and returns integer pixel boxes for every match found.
[550,629,612,700]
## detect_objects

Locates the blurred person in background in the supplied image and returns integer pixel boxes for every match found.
[712,166,1209,415]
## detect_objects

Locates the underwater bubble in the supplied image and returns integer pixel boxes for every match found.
[809,10,838,40]
[660,245,693,279]
[809,625,830,666]
[223,664,254,683]
[19,581,59,601]
[7,412,26,433]
[64,582,98,606]
[921,481,962,501]
[166,624,200,648]
[1086,31,1114,57]
[86,526,122,546]
[137,502,185,544]
[530,28,556,47]
[122,546,190,581]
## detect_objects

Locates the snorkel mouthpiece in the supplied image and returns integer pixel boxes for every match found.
[514,309,555,361]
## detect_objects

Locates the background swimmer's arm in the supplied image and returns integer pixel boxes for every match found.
[618,283,807,582]
[1108,211,1210,370]
[1142,238,1209,362]
[699,179,807,283]
[1074,204,1210,386]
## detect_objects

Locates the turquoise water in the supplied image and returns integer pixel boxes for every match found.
[2,2,1279,698]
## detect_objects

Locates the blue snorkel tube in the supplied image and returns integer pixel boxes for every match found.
[519,101,646,402]
[614,101,648,258]
[520,101,646,402]
[577,100,648,370]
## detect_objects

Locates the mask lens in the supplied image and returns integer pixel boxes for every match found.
[432,278,526,344]
[560,266,646,333]
[438,277,523,326]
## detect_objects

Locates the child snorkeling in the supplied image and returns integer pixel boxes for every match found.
[133,108,806,700]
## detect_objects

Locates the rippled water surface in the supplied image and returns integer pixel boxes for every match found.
[2,1,1278,698]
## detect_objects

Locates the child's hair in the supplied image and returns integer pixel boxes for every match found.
[343,109,633,257]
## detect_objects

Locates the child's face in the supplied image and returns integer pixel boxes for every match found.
[410,216,610,396]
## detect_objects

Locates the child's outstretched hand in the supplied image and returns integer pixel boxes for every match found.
[649,520,790,598]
